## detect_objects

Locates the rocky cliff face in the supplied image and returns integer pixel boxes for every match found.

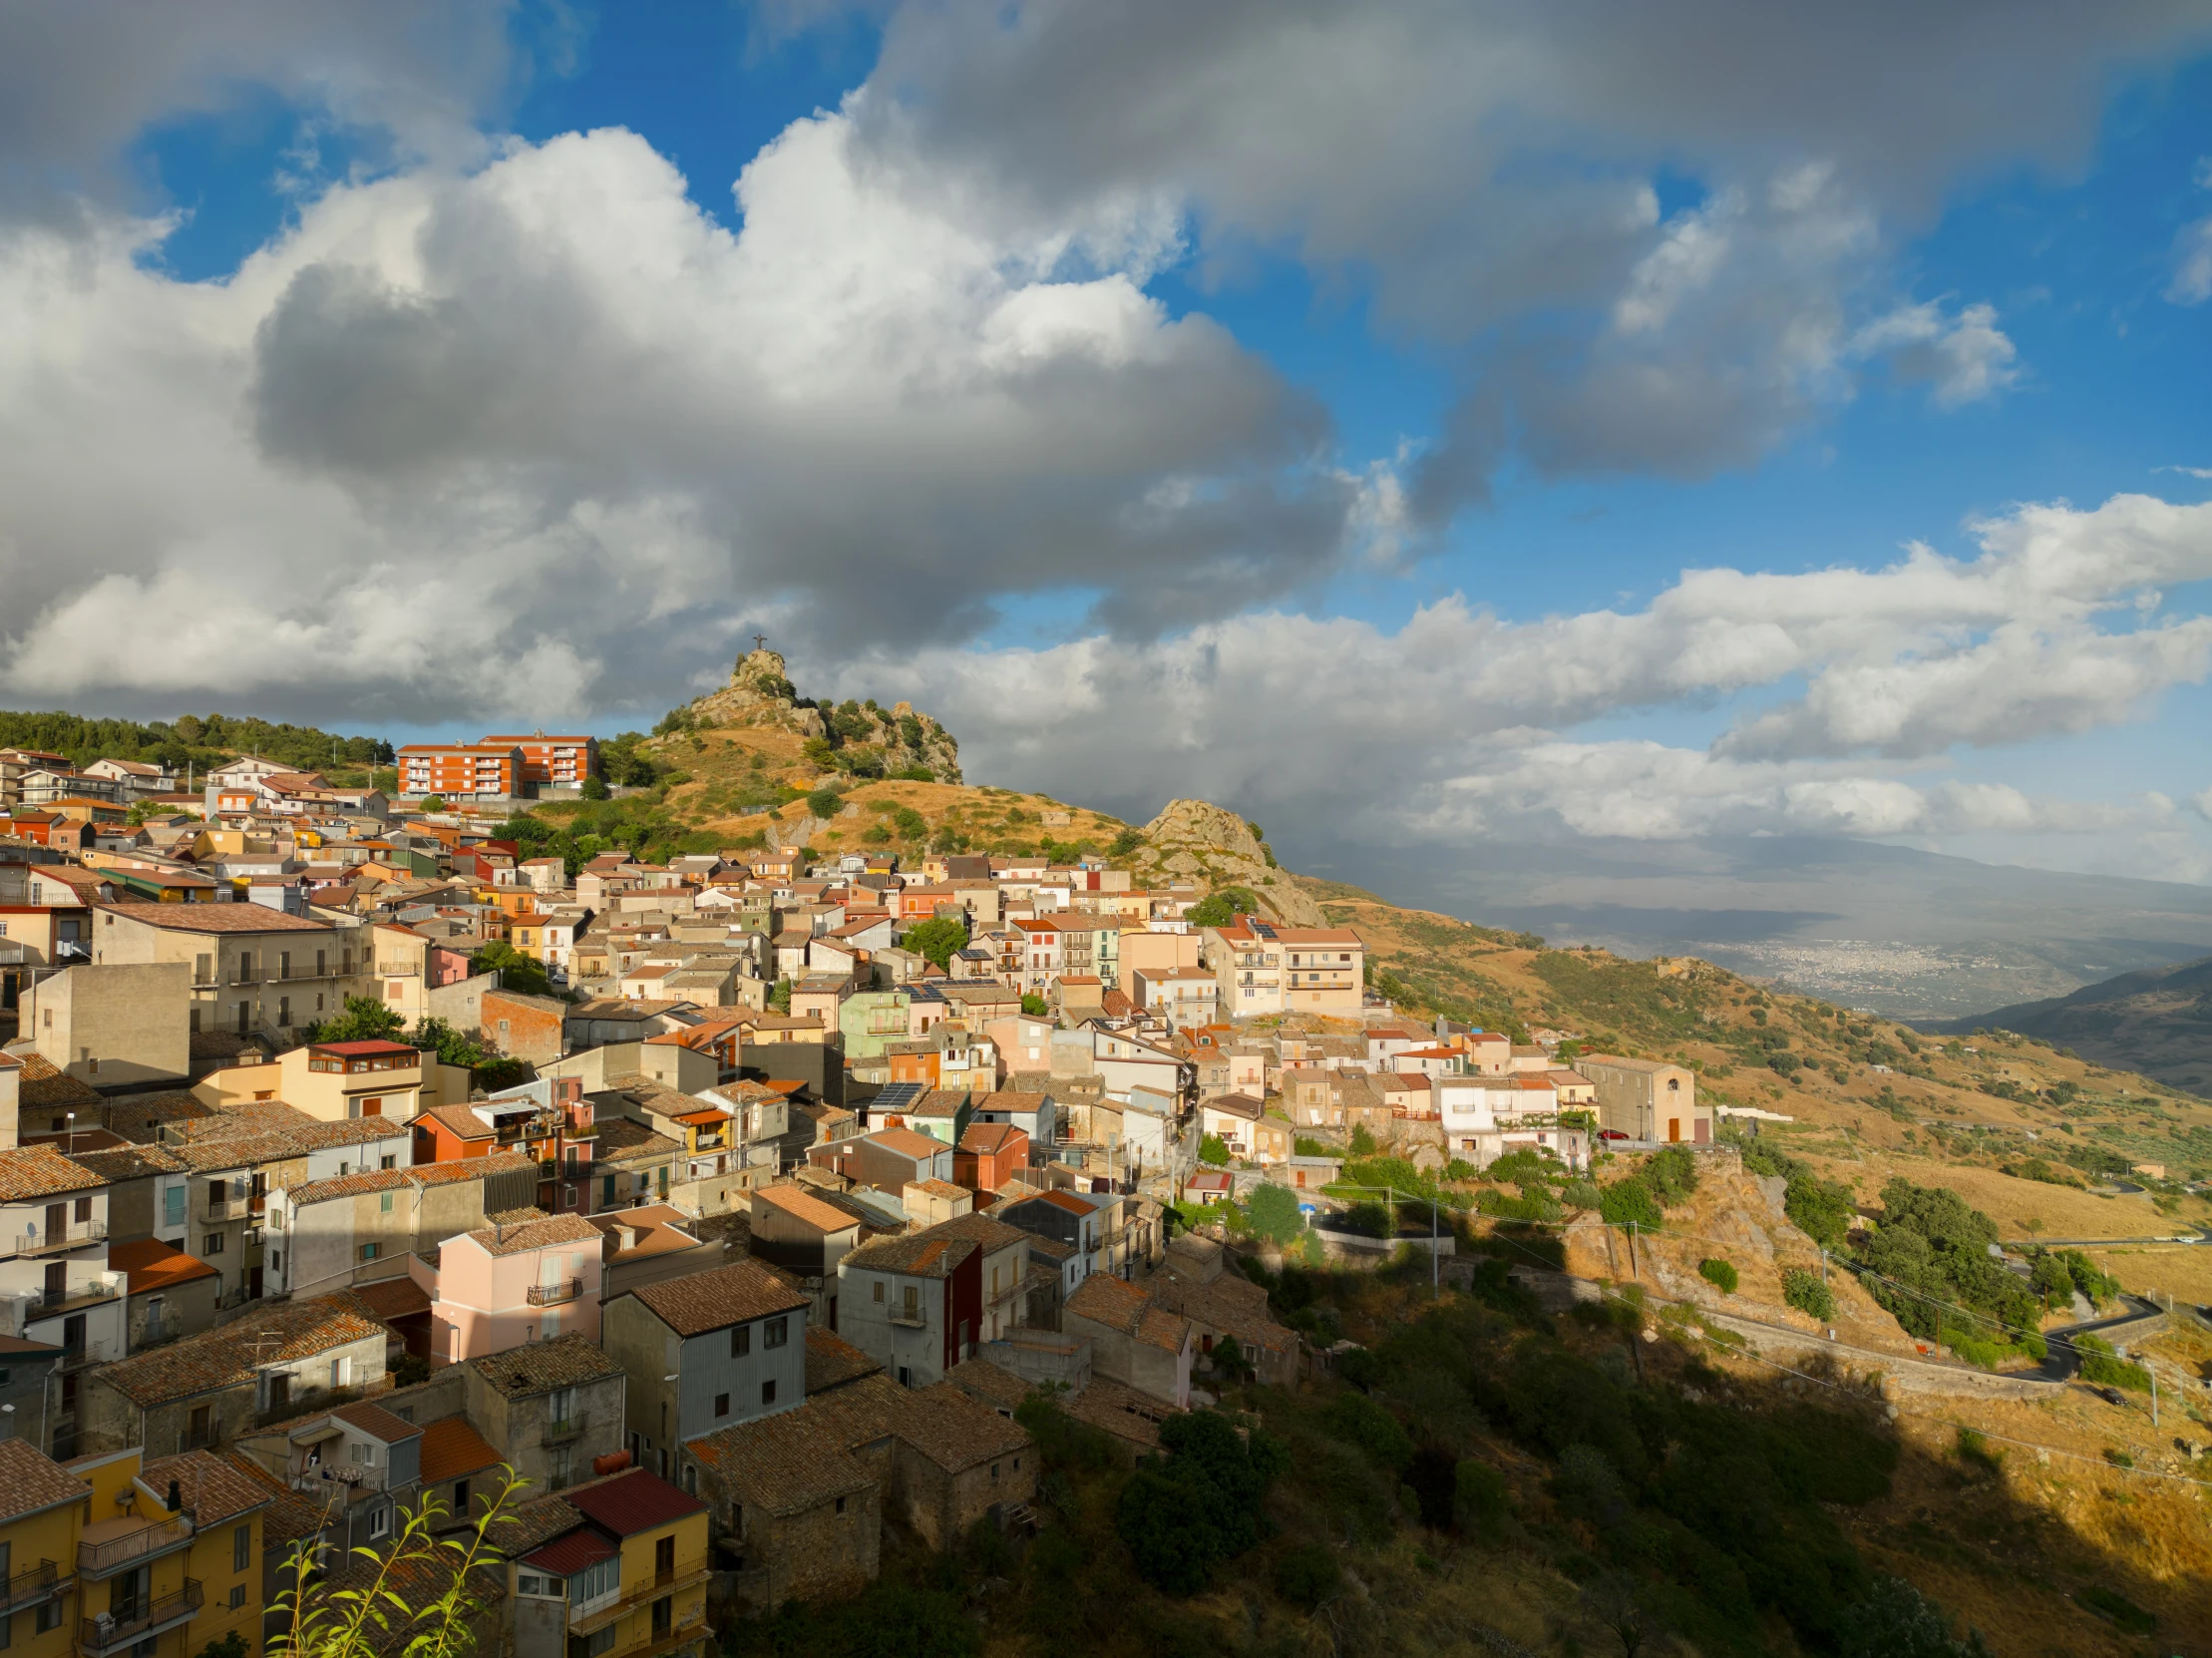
[1133,798,1326,926]
[683,649,962,782]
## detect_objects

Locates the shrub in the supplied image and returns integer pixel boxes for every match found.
[1320,1392,1414,1473]
[1199,1134,1231,1167]
[1560,1178,1604,1212]
[805,785,843,818]
[1349,1123,1378,1156]
[1599,1177,1663,1230]
[1783,1269,1835,1322]
[1246,1182,1306,1245]
[1646,1144,1698,1206]
[1115,1412,1288,1593]
[1835,1576,1992,1658]
[1272,1544,1340,1612]
[1698,1257,1738,1294]
[1452,1458,1509,1542]
[579,774,609,800]
[2078,1351,2151,1392]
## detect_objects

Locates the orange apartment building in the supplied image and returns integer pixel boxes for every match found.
[397,742,525,799]
[483,731,600,786]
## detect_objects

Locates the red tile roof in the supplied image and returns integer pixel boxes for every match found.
[419,1418,503,1485]
[556,1467,705,1537]
[109,1238,219,1295]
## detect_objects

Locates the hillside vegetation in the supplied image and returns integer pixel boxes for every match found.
[0,708,392,782]
[1938,952,2212,1098]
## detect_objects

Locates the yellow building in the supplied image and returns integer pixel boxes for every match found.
[510,1467,710,1658]
[0,1439,267,1658]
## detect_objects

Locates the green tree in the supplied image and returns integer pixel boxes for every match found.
[1199,1134,1231,1167]
[1598,1176,1663,1229]
[1698,1257,1739,1294]
[471,941,552,999]
[1246,1182,1305,1245]
[902,916,969,971]
[1187,886,1261,928]
[806,785,843,819]
[1783,1268,1835,1322]
[419,794,445,811]
[1020,992,1049,1018]
[1115,1411,1288,1593]
[1348,1123,1378,1156]
[579,774,609,800]
[768,977,793,1015]
[1453,1458,1510,1542]
[1273,1544,1341,1612]
[1835,1577,1992,1658]
[301,997,406,1043]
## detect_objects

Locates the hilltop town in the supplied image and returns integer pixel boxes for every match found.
[0,656,2209,1656]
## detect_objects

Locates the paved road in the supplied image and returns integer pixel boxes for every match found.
[2025,1295,2166,1383]
[1999,1234,2205,1247]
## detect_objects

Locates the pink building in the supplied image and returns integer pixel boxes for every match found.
[428,1208,605,1363]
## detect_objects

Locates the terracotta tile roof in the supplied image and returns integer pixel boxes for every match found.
[753,1183,863,1234]
[219,1452,333,1548]
[519,1525,615,1575]
[1066,1274,1191,1353]
[459,1210,601,1258]
[0,1144,106,1202]
[95,1298,386,1407]
[139,1449,272,1525]
[411,1151,536,1187]
[865,1126,943,1161]
[345,1277,433,1323]
[418,1417,503,1485]
[470,1331,623,1400]
[930,1212,1028,1254]
[804,1327,882,1395]
[66,1143,188,1182]
[946,1358,1031,1415]
[844,1231,975,1280]
[109,1238,219,1295]
[1203,1090,1264,1121]
[627,1259,808,1336]
[956,1121,1024,1155]
[592,1117,682,1166]
[0,1438,89,1523]
[286,1168,413,1206]
[11,1051,102,1109]
[909,1177,967,1201]
[415,1103,499,1141]
[1063,1379,1179,1450]
[558,1467,704,1537]
[94,900,336,934]
[333,1401,422,1442]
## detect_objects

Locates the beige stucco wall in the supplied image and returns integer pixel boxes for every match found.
[24,962,190,1086]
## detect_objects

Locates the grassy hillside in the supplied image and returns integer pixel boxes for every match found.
[0,708,392,785]
[1935,953,2212,1098]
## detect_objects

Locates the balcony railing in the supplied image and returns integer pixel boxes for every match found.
[541,1415,586,1447]
[33,1279,121,1316]
[3,1221,106,1258]
[0,1560,61,1615]
[78,1515,193,1577]
[526,1279,583,1308]
[204,1196,249,1221]
[293,1462,388,1494]
[80,1579,201,1655]
[564,1563,711,1637]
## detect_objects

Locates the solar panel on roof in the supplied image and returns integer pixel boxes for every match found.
[866,1082,924,1120]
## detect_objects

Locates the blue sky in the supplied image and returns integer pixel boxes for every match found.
[5,0,2212,881]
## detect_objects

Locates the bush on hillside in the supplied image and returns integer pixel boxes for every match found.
[1115,1411,1287,1594]
[1698,1257,1739,1294]
[1645,1144,1698,1206]
[1783,1269,1835,1323]
[1599,1177,1663,1230]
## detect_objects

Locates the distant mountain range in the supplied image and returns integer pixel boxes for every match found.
[1931,954,2212,1096]
[1280,831,2212,1023]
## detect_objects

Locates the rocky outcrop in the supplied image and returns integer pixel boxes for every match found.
[679,649,963,782]
[1132,798,1325,926]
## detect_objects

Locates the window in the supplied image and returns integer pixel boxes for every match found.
[379,1192,394,1213]
[229,1586,245,1610]
[277,997,290,1027]
[203,1233,224,1255]
[454,1479,470,1511]
[568,1556,619,1609]
[233,1523,250,1571]
[516,1572,563,1599]
[714,1394,730,1419]
[763,1316,788,1349]
[654,1536,674,1577]
[835,1495,846,1515]
[367,1505,389,1540]
[73,1196,91,1224]
[760,1380,776,1406]
[728,1325,750,1358]
[35,1599,59,1634]
[360,1243,380,1262]
[872,1281,884,1303]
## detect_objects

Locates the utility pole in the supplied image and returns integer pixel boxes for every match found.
[2152,1364,2159,1431]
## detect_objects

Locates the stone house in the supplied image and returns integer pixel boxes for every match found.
[78,1295,388,1456]
[601,1260,810,1481]
[1061,1273,1192,1407]
[466,1333,627,1495]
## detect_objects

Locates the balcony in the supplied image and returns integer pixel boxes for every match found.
[204,1197,248,1221]
[526,1279,583,1308]
[30,1279,122,1317]
[80,1579,201,1656]
[3,1221,106,1258]
[0,1560,64,1615]
[78,1514,193,1578]
[541,1415,586,1447]
[564,1564,711,1637]
[887,1309,928,1329]
[292,1461,388,1495]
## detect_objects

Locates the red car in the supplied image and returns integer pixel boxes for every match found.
[1597,1128,1632,1142]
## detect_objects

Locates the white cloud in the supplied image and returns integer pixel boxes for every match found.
[859,492,2212,850]
[0,120,1365,721]
[1851,298,2020,407]
[2170,156,2212,304]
